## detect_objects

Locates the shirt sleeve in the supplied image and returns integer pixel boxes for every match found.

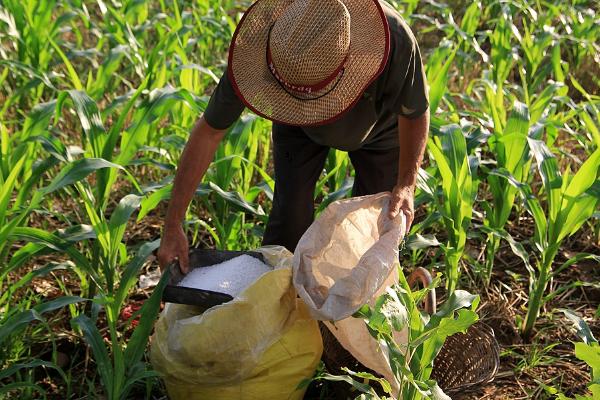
[386,24,429,119]
[203,69,246,130]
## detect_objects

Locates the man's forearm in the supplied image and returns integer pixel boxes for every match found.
[397,110,430,187]
[164,117,226,230]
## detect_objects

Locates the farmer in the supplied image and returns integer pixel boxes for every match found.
[157,0,429,272]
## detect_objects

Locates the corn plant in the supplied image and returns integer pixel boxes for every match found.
[71,242,169,400]
[493,145,600,339]
[425,40,459,121]
[481,101,532,283]
[0,0,62,111]
[553,2,600,69]
[427,125,478,294]
[484,2,516,127]
[509,1,564,97]
[472,0,588,287]
[314,270,479,399]
[5,159,170,398]
[0,99,60,265]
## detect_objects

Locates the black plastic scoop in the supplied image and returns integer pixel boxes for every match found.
[162,248,265,309]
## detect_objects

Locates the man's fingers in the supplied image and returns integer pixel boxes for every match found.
[179,250,190,274]
[388,193,401,219]
[402,209,414,235]
[157,252,170,272]
[388,185,415,234]
[403,211,412,235]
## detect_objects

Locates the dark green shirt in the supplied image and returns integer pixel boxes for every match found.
[204,1,429,151]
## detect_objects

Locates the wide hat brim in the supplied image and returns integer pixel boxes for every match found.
[227,0,390,126]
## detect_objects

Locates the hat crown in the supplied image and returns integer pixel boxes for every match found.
[269,0,351,86]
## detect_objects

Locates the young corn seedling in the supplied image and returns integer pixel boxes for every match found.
[427,124,478,294]
[482,101,532,284]
[478,13,568,283]
[9,136,171,398]
[485,2,516,129]
[494,144,600,339]
[2,84,178,396]
[71,242,169,400]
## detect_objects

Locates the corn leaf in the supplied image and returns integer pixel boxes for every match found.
[42,158,123,195]
[71,314,114,396]
[123,261,168,365]
[0,296,84,346]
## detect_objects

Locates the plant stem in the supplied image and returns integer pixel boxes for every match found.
[445,250,460,295]
[484,234,500,286]
[522,254,554,340]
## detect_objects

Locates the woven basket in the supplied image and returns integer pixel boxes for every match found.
[430,322,500,394]
[319,268,500,396]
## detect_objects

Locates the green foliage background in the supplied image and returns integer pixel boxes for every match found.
[0,0,598,398]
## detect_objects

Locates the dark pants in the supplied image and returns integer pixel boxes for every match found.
[262,123,399,252]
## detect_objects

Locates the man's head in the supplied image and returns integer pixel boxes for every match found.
[227,0,390,126]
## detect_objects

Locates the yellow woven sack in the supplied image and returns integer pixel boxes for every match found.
[150,246,323,400]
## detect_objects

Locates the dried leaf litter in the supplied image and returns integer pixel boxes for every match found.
[177,255,272,297]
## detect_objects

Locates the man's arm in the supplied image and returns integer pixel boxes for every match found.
[389,109,430,234]
[157,116,226,272]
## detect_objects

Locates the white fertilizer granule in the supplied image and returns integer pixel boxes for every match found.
[177,255,272,297]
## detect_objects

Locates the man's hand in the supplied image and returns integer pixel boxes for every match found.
[389,184,415,235]
[157,225,190,274]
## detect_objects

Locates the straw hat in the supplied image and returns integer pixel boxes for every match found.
[227,0,390,126]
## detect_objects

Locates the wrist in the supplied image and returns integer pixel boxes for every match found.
[164,220,183,232]
[396,174,417,188]
[396,163,419,187]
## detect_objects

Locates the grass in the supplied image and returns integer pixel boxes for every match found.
[0,0,599,398]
